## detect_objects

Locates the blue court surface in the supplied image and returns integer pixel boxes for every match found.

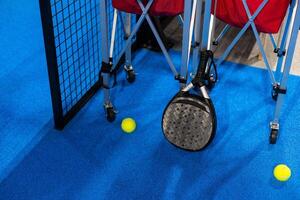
[1,1,300,200]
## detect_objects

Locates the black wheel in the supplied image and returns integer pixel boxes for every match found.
[126,69,136,83]
[124,65,136,83]
[270,129,278,144]
[106,107,116,122]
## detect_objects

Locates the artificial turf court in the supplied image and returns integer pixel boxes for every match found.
[0,1,300,199]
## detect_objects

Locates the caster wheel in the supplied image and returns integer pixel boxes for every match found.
[270,129,278,144]
[106,107,116,122]
[126,69,136,83]
[124,65,136,83]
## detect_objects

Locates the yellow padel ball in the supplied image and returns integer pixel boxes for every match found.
[121,118,136,134]
[273,164,291,182]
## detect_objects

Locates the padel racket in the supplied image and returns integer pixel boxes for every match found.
[162,50,217,151]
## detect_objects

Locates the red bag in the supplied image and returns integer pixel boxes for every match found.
[211,0,290,33]
[112,0,184,16]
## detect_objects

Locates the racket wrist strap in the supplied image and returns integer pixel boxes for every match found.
[193,50,212,87]
[193,49,218,88]
[191,77,204,88]
[195,50,209,78]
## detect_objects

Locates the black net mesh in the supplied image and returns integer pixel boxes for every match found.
[49,0,134,115]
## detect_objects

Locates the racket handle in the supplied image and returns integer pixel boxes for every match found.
[191,50,210,88]
[196,50,210,78]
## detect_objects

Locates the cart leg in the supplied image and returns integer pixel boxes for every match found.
[216,0,267,67]
[123,13,136,83]
[137,1,179,77]
[213,24,231,46]
[242,0,276,85]
[201,0,213,50]
[179,0,194,87]
[192,0,203,78]
[100,0,116,122]
[270,2,300,144]
[275,2,296,80]
[112,0,155,72]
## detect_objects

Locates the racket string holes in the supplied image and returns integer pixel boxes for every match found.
[162,93,216,151]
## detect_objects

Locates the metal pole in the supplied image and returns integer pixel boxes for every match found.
[242,0,276,84]
[111,0,154,71]
[180,0,193,85]
[192,0,203,76]
[124,13,132,69]
[100,0,112,105]
[274,1,297,79]
[273,0,300,124]
[201,0,212,49]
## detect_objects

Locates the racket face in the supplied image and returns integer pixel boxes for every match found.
[162,93,216,151]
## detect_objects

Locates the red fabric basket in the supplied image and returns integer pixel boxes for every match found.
[211,0,290,33]
[112,0,184,16]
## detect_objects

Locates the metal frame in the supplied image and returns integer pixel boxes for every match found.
[100,0,198,118]
[215,0,276,84]
[274,0,297,79]
[40,0,64,128]
[272,0,300,129]
[191,0,213,75]
[191,0,203,76]
[40,0,103,129]
[181,0,195,84]
[40,0,134,129]
[41,0,299,138]
[213,24,231,46]
[211,1,297,80]
[204,0,300,142]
